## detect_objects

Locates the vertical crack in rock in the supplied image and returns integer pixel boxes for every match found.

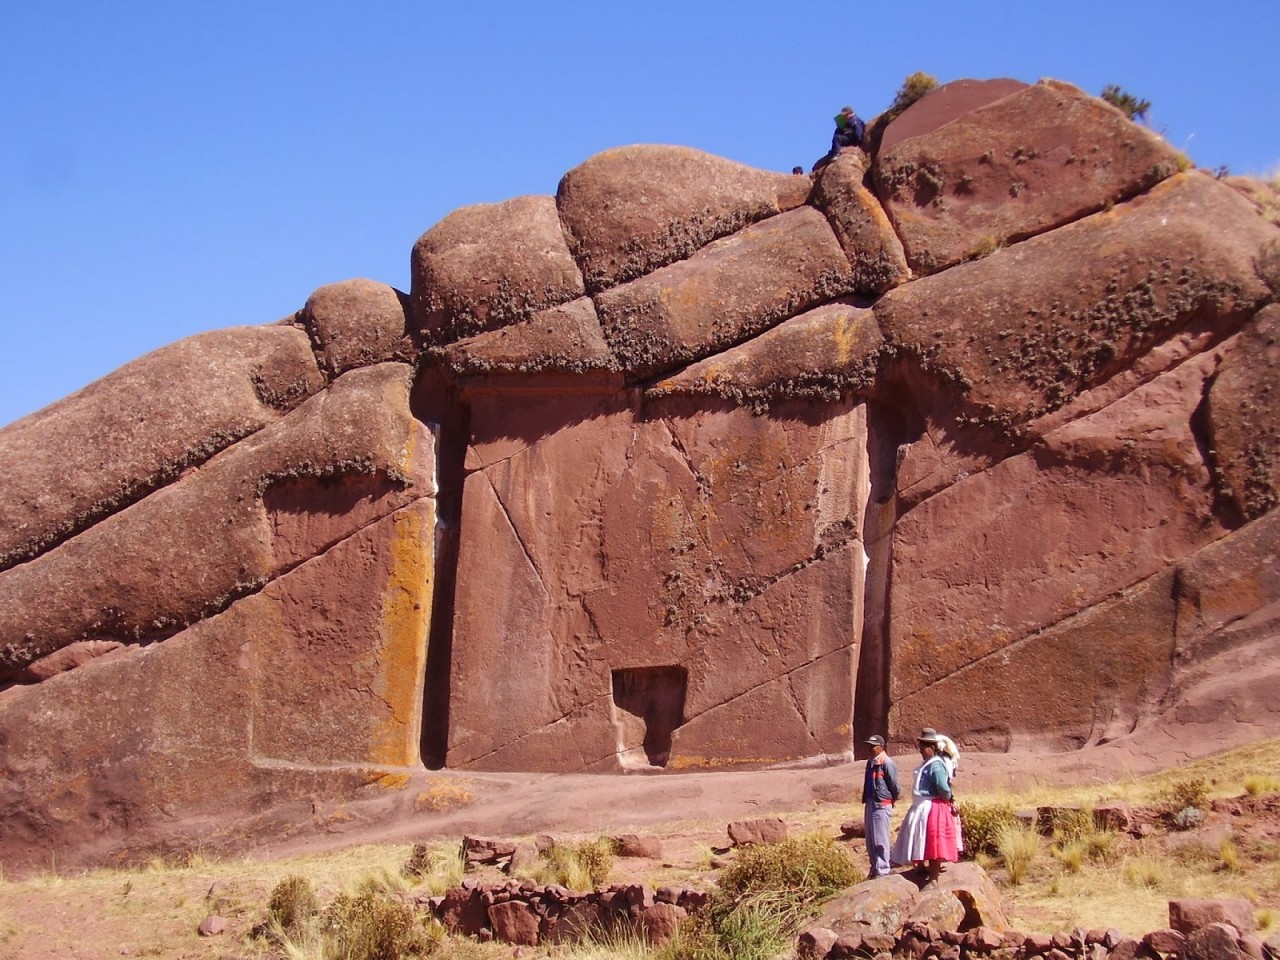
[482,470,550,596]
[1189,364,1245,531]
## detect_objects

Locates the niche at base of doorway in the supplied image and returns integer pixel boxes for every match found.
[611,666,687,770]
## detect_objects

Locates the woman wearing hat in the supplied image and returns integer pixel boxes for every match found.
[890,727,959,887]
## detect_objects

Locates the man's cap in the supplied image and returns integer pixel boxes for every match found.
[916,727,940,744]
[865,734,886,746]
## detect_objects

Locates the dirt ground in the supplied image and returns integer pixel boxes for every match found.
[0,723,1275,960]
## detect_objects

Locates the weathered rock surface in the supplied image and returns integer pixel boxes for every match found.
[0,363,431,678]
[596,205,856,378]
[812,152,911,293]
[557,144,811,292]
[1169,899,1257,936]
[875,79,1184,273]
[1,73,1278,869]
[299,277,412,375]
[446,391,866,771]
[874,173,1276,433]
[1207,304,1280,519]
[436,297,617,377]
[0,498,433,869]
[409,194,585,342]
[0,325,323,571]
[646,301,883,409]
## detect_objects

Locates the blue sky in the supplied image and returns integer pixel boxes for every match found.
[2,1,1277,427]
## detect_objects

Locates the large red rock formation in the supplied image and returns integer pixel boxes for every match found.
[0,75,1277,871]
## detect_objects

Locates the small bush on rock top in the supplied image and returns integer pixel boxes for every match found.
[1100,84,1152,122]
[886,71,940,120]
[1255,239,1280,295]
[956,801,1019,857]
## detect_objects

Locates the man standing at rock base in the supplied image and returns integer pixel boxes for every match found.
[862,734,900,879]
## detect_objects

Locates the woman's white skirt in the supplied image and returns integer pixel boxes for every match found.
[891,795,933,865]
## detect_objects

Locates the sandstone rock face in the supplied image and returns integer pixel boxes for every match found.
[813,152,911,294]
[1,72,1279,870]
[299,278,412,375]
[445,389,866,771]
[646,301,882,409]
[596,206,855,378]
[557,144,811,292]
[874,173,1276,434]
[1207,304,1280,519]
[0,325,323,571]
[0,362,431,679]
[875,79,1183,274]
[409,194,585,342]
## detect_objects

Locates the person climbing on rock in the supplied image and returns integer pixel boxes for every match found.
[814,105,866,171]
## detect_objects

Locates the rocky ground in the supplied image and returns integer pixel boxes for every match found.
[1,734,1278,959]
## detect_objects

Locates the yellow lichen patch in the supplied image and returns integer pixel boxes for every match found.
[668,754,799,771]
[414,778,474,812]
[369,501,434,767]
[368,772,410,790]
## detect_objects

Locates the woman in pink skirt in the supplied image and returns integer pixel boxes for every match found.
[890,727,958,887]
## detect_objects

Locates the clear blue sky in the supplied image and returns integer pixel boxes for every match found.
[3,1,1277,427]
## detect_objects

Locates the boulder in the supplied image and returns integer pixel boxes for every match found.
[488,899,540,946]
[874,79,1183,274]
[933,862,1010,932]
[637,902,686,945]
[645,301,883,410]
[614,834,664,859]
[809,873,920,936]
[409,194,585,342]
[1170,899,1257,936]
[873,172,1276,433]
[556,144,811,292]
[799,927,840,960]
[439,887,488,936]
[197,916,228,937]
[906,889,967,932]
[812,152,911,294]
[435,297,618,378]
[0,363,433,679]
[595,205,856,379]
[1206,304,1280,519]
[1144,929,1188,954]
[0,325,323,571]
[1184,924,1248,960]
[299,278,411,375]
[728,818,788,846]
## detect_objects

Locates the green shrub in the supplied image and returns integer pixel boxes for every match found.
[1160,776,1211,814]
[1045,806,1096,843]
[1101,84,1151,123]
[716,835,858,901]
[1172,806,1206,831]
[266,874,319,933]
[956,801,1018,858]
[886,71,939,120]
[668,837,859,960]
[319,890,434,960]
[543,837,615,889]
[1255,240,1280,295]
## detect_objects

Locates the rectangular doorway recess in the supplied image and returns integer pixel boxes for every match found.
[610,666,687,769]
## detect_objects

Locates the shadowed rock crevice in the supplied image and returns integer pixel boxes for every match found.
[611,666,687,768]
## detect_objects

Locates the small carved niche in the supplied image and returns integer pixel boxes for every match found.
[610,666,687,769]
